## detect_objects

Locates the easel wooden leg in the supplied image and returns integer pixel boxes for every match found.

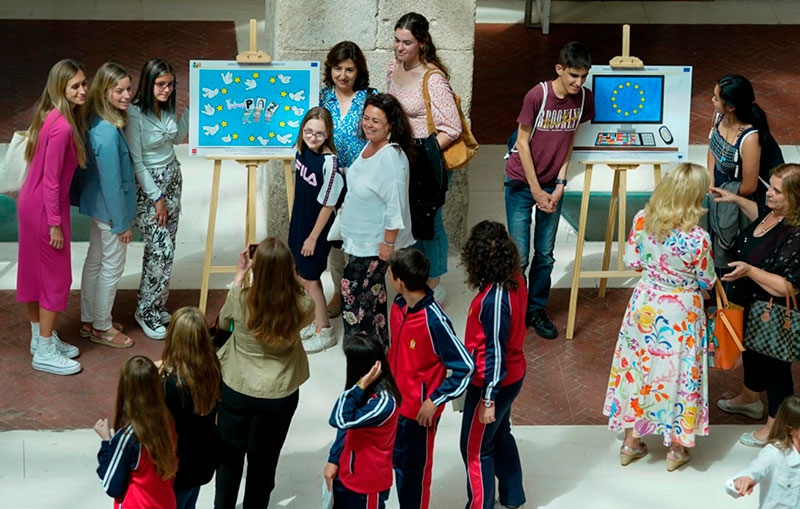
[246,163,258,245]
[654,164,662,185]
[199,159,222,314]
[284,160,294,221]
[567,164,593,339]
[616,169,628,273]
[599,169,621,298]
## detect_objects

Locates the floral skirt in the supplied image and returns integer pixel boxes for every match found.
[341,255,388,347]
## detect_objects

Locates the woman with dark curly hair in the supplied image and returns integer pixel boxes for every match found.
[339,93,415,347]
[459,220,527,509]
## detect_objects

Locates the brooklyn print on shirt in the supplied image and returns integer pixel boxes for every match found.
[537,107,582,131]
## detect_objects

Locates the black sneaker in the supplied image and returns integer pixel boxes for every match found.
[528,309,558,339]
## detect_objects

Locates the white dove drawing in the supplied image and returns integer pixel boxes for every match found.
[202,124,220,136]
[221,72,233,85]
[291,106,305,116]
[244,79,257,90]
[287,120,299,128]
[289,90,306,101]
[276,133,293,144]
[277,74,291,84]
[202,87,219,99]
[256,136,269,146]
[202,104,215,116]
[221,135,232,143]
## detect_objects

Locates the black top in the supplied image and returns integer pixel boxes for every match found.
[163,373,220,490]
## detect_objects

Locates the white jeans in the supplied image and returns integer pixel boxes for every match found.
[80,219,127,330]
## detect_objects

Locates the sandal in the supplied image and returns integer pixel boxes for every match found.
[81,322,124,338]
[666,448,690,472]
[89,328,134,349]
[619,441,648,466]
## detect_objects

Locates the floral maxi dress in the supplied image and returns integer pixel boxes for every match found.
[603,210,715,447]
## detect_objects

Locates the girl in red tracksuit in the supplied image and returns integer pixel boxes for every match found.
[323,332,401,509]
[95,355,178,509]
[460,221,528,509]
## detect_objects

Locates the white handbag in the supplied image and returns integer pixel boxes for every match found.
[0,131,29,194]
[327,211,342,242]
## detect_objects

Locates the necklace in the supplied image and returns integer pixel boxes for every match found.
[402,60,422,72]
[754,211,784,236]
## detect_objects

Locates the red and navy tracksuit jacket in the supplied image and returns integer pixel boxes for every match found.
[465,273,527,399]
[389,289,475,420]
[327,385,399,495]
[96,425,176,509]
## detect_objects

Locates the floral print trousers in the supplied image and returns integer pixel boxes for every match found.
[134,159,182,322]
[341,255,388,348]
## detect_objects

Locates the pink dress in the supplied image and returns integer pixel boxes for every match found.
[16,109,78,311]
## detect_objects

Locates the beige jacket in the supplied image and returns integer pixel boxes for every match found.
[217,286,312,399]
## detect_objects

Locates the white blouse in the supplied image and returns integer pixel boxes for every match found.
[340,142,414,257]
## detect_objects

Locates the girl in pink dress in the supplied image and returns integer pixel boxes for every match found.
[16,59,88,376]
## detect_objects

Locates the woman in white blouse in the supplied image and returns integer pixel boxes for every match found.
[126,58,189,340]
[339,93,414,347]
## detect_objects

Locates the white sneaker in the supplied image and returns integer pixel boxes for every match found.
[300,321,316,341]
[158,309,171,325]
[135,312,167,340]
[29,331,79,359]
[303,327,336,353]
[433,283,448,305]
[32,341,82,375]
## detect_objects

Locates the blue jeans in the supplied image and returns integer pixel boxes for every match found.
[460,378,526,509]
[412,206,449,278]
[504,178,563,313]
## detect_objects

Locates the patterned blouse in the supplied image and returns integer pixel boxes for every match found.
[319,87,375,170]
[386,58,461,141]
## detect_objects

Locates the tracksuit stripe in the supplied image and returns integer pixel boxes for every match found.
[465,404,486,508]
[101,426,133,491]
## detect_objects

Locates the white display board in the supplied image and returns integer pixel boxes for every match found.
[573,65,692,163]
[188,60,320,158]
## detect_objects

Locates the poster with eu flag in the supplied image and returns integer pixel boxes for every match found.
[592,75,664,124]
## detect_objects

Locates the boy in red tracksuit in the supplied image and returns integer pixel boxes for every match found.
[387,248,475,509]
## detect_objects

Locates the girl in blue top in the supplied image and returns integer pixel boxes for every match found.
[320,41,377,320]
[288,107,343,354]
[78,62,136,349]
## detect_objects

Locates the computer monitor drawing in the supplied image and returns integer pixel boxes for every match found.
[592,74,664,126]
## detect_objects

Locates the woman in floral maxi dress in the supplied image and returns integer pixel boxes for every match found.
[603,163,716,472]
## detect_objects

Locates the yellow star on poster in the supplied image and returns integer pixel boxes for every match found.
[221,88,228,94]
[234,77,241,83]
[269,77,276,84]
[279,121,286,127]
[249,135,255,142]
[284,105,290,111]
[269,132,275,138]
[221,121,228,127]
[280,91,287,97]
[216,105,223,111]
[252,72,259,78]
[232,133,239,139]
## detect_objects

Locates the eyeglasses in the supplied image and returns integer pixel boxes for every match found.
[154,81,174,91]
[303,129,327,140]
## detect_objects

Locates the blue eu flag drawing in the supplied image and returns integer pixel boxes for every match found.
[593,75,663,123]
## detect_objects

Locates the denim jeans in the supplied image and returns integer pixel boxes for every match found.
[412,206,449,278]
[504,178,563,313]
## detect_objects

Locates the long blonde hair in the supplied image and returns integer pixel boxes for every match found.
[25,59,87,167]
[161,307,221,416]
[767,395,800,451]
[771,164,800,227]
[85,62,130,129]
[644,163,710,240]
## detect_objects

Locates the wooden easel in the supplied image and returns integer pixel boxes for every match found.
[565,24,662,339]
[198,19,293,314]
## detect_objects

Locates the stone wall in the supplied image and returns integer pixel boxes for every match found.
[264,0,476,250]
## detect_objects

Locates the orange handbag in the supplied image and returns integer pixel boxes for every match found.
[708,279,745,369]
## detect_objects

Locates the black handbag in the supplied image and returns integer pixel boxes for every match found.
[744,280,800,362]
[209,316,233,349]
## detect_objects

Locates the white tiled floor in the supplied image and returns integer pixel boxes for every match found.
[4,1,800,507]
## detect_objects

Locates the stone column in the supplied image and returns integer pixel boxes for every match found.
[265,0,476,250]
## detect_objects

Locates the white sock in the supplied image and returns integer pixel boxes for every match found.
[31,322,40,338]
[38,335,52,349]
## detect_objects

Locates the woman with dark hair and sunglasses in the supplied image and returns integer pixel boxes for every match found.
[126,58,189,339]
[388,12,462,303]
[339,93,415,347]
[320,41,378,320]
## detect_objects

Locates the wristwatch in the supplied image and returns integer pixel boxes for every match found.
[555,178,568,187]
[483,399,494,408]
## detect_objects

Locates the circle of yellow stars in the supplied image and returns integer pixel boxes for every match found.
[610,82,646,117]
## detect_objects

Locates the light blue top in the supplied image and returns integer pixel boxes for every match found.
[78,116,136,234]
[125,104,189,201]
[319,87,375,170]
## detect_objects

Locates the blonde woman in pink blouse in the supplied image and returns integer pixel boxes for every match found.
[388,12,462,303]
